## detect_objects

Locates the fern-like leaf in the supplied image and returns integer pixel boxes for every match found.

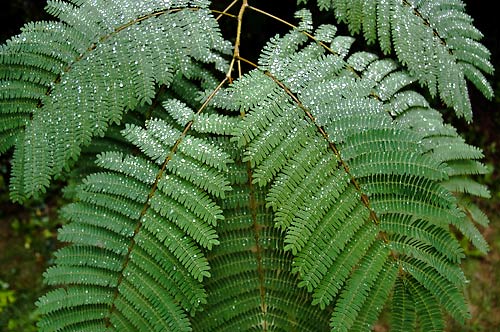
[229,20,476,330]
[1,1,231,201]
[192,144,331,331]
[305,0,494,120]
[36,113,232,331]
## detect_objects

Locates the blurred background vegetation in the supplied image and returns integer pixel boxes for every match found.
[0,1,498,331]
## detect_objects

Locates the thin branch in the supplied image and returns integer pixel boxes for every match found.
[212,10,237,19]
[226,0,248,82]
[237,55,258,69]
[247,5,337,56]
[215,0,239,20]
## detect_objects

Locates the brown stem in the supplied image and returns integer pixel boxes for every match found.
[105,76,228,326]
[247,5,338,56]
[215,0,239,20]
[226,0,248,82]
[246,164,268,330]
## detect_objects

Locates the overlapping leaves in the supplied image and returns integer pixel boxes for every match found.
[300,0,494,121]
[224,17,487,330]
[0,1,493,332]
[36,110,232,331]
[0,0,231,201]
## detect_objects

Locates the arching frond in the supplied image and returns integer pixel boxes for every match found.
[303,0,494,120]
[1,0,231,201]
[228,21,478,330]
[36,111,232,331]
[192,145,331,331]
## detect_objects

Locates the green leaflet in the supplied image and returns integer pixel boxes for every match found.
[388,235,467,287]
[228,18,484,330]
[305,0,494,120]
[36,113,232,331]
[394,102,490,254]
[1,1,231,201]
[192,151,331,331]
[402,259,470,324]
[391,278,418,332]
[329,242,392,331]
[380,215,465,263]
[350,259,398,332]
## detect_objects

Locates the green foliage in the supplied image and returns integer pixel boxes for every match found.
[301,0,494,121]
[0,288,15,314]
[0,0,495,331]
